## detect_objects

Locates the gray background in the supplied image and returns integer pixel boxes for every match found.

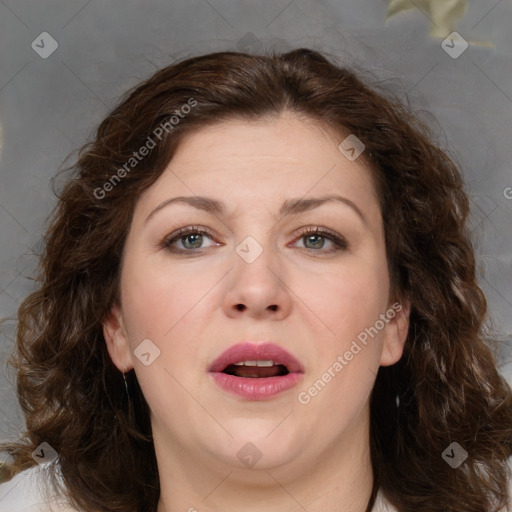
[1,0,511,443]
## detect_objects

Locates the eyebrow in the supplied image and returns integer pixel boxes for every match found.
[144,194,367,226]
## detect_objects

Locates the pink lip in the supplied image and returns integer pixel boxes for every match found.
[208,342,304,401]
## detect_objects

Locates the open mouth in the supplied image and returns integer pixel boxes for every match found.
[208,342,304,400]
[221,361,290,379]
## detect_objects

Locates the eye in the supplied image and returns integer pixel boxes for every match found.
[160,225,348,255]
[161,226,220,253]
[292,226,348,253]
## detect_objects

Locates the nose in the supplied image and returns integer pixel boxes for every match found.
[222,238,292,320]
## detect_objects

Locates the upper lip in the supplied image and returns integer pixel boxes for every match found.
[208,342,304,373]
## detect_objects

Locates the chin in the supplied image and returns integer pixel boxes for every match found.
[222,422,305,467]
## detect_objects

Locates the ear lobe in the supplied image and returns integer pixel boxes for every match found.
[380,300,411,367]
[102,304,134,373]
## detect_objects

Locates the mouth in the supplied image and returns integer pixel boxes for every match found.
[222,360,291,378]
[208,342,304,400]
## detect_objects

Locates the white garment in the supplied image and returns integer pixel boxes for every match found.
[1,459,512,512]
[0,463,78,511]
[1,464,392,511]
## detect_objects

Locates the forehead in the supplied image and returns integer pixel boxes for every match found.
[173,112,351,165]
[133,113,382,226]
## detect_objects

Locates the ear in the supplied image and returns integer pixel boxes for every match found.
[102,303,134,373]
[380,300,411,367]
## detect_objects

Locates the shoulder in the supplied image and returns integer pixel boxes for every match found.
[0,463,79,512]
[373,455,512,511]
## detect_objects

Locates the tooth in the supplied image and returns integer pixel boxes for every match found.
[232,360,275,367]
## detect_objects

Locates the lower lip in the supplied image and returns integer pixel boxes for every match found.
[209,372,304,400]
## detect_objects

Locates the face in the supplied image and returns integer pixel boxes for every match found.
[103,112,410,479]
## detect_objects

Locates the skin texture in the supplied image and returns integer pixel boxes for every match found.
[103,112,410,512]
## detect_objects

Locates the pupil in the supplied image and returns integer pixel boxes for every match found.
[183,234,202,249]
[305,235,323,249]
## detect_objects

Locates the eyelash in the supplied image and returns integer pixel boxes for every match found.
[160,225,348,255]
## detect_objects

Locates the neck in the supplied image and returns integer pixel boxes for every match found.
[155,407,374,512]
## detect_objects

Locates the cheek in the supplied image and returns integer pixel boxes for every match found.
[295,253,390,340]
[302,257,389,408]
[120,256,203,339]
[119,256,218,385]
[118,261,209,410]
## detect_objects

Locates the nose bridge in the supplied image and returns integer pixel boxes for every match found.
[233,231,280,284]
[231,205,279,267]
[223,228,291,318]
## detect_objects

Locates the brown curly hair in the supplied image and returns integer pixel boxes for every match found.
[1,48,512,512]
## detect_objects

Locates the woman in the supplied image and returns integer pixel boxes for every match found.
[1,48,511,512]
